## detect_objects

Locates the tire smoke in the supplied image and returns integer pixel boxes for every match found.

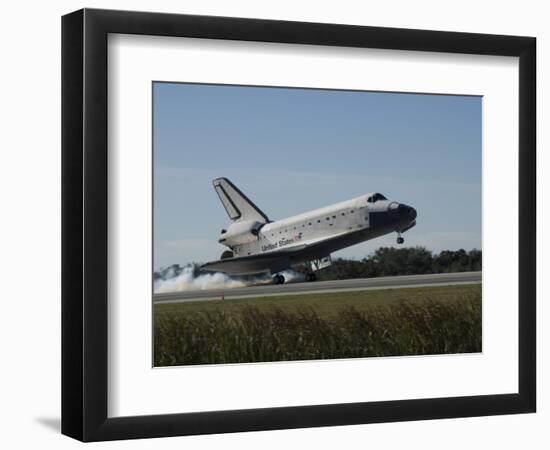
[154,265,304,293]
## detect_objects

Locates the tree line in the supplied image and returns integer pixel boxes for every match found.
[319,247,481,280]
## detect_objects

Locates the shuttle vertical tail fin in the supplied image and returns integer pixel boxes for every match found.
[212,178,270,223]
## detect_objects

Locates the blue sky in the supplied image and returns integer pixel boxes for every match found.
[153,82,481,270]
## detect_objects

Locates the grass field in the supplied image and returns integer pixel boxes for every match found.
[154,284,481,367]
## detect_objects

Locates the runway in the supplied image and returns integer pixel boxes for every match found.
[153,271,481,304]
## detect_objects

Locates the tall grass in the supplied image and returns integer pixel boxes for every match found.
[154,293,481,366]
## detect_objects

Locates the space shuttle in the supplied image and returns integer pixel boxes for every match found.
[201,178,417,284]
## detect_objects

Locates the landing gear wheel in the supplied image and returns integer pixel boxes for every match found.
[305,272,317,282]
[273,274,285,284]
[397,236,404,244]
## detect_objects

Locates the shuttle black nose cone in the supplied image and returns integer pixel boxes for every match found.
[398,204,417,222]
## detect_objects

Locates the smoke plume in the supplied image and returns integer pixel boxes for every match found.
[154,264,303,293]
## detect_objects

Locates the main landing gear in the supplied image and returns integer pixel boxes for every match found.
[305,272,317,282]
[273,272,317,284]
[396,232,404,245]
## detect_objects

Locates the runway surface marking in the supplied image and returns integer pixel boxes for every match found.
[154,271,481,304]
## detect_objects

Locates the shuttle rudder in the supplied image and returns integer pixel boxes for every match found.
[213,177,269,223]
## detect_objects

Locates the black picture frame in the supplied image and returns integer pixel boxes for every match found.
[62,8,536,442]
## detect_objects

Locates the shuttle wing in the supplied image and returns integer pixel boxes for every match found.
[201,231,353,275]
[213,177,269,223]
[201,250,297,275]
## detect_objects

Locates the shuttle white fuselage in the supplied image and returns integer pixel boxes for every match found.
[202,178,417,283]
[227,196,378,256]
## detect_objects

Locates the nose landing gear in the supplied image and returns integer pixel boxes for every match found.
[272,274,285,284]
[396,233,404,244]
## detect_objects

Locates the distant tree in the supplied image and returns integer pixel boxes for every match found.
[432,249,482,273]
[468,249,482,271]
[154,262,204,281]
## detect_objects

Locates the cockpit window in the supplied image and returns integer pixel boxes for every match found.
[367,193,387,203]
